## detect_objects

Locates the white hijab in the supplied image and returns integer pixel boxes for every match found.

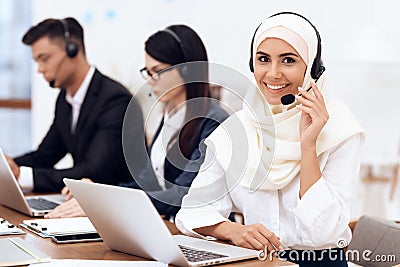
[204,13,365,191]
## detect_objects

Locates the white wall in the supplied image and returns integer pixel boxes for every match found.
[30,0,400,163]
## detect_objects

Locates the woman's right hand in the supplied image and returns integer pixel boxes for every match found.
[229,223,283,252]
[196,221,283,252]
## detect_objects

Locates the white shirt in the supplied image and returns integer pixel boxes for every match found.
[18,66,95,191]
[65,66,95,133]
[150,105,186,190]
[175,133,364,250]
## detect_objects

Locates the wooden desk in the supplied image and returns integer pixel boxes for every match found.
[0,204,287,266]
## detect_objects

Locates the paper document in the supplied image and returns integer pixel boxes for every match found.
[29,259,167,266]
[0,218,25,235]
[21,217,96,236]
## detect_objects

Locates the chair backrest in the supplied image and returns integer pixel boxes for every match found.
[348,216,400,266]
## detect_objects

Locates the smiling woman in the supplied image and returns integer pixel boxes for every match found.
[254,38,307,106]
[175,12,365,267]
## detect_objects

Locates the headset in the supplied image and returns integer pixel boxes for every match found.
[162,28,189,76]
[248,11,325,80]
[60,19,79,58]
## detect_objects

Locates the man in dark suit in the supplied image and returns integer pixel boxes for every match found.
[6,17,146,192]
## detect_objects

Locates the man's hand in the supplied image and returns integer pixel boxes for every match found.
[5,155,20,179]
[45,198,85,218]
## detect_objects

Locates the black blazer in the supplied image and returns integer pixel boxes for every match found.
[119,102,229,219]
[15,69,146,192]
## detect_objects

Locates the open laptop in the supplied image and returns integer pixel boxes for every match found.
[64,178,259,267]
[0,148,64,216]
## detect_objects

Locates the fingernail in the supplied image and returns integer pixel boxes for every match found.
[298,87,304,91]
[279,246,284,250]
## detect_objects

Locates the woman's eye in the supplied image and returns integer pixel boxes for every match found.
[282,57,295,63]
[258,56,270,63]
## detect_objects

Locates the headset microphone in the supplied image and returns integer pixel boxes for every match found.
[49,55,68,88]
[280,74,321,105]
[280,86,312,105]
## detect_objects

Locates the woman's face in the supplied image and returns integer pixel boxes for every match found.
[144,53,186,103]
[253,38,307,105]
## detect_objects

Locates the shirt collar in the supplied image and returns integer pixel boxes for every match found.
[65,66,95,106]
[164,104,187,129]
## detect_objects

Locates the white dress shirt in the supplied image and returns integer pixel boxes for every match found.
[150,105,186,190]
[175,133,364,250]
[18,66,95,191]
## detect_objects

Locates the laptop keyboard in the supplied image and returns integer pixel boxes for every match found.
[26,198,59,210]
[179,245,228,263]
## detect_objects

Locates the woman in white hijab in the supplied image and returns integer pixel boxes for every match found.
[175,12,364,266]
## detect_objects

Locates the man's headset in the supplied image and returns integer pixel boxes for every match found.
[49,19,79,88]
[162,28,189,77]
[60,19,78,58]
[248,11,325,80]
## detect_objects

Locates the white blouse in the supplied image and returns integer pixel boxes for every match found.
[151,105,186,190]
[175,133,364,250]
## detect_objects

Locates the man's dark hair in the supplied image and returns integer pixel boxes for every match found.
[22,17,86,55]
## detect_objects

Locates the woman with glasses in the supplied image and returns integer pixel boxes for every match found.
[124,24,229,220]
[46,24,229,220]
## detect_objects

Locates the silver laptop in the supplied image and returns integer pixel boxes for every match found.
[64,178,258,267]
[0,148,64,216]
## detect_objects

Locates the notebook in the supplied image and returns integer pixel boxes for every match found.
[21,217,97,237]
[64,178,258,267]
[0,237,51,266]
[0,148,64,217]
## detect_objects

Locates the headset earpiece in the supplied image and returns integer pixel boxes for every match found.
[60,19,79,58]
[66,42,78,58]
[311,61,325,80]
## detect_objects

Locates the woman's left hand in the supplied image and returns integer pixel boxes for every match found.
[295,81,329,147]
[44,198,85,218]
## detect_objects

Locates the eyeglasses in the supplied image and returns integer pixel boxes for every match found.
[139,66,175,81]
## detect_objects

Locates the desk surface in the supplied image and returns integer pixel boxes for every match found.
[0,204,288,266]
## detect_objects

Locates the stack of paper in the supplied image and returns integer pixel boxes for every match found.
[21,217,96,237]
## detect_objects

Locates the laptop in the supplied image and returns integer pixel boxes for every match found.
[0,148,64,216]
[64,178,259,267]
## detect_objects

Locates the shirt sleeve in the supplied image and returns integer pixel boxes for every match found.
[175,146,233,239]
[18,166,34,191]
[290,133,364,247]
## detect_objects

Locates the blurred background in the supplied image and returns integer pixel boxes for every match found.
[1,0,399,220]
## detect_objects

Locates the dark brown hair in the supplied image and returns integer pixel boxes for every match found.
[145,24,210,160]
[22,17,86,55]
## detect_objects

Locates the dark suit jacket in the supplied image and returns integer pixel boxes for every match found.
[15,69,146,192]
[119,102,229,219]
